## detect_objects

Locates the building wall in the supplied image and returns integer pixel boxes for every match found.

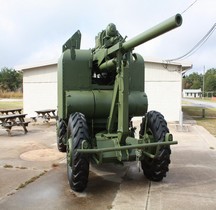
[22,62,182,122]
[145,62,182,122]
[23,64,57,116]
[182,89,202,98]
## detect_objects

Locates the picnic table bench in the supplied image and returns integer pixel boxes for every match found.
[35,109,57,122]
[0,108,22,115]
[0,114,30,136]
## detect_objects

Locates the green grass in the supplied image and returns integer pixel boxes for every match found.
[182,106,216,137]
[196,118,216,137]
[0,91,23,99]
[182,106,216,118]
[0,101,23,109]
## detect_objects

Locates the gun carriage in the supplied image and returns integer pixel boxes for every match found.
[57,14,182,192]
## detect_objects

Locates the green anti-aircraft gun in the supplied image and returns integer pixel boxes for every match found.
[57,14,182,192]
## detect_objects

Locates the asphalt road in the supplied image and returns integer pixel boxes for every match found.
[182,98,216,108]
[0,121,216,210]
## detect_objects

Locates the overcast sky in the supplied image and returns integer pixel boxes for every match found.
[0,0,215,73]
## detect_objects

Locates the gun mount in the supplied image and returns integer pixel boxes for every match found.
[93,14,182,71]
[57,14,182,192]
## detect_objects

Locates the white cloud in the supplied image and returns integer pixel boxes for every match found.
[20,41,61,65]
[0,18,16,33]
[0,0,215,71]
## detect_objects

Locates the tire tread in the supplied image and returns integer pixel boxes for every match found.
[140,111,171,182]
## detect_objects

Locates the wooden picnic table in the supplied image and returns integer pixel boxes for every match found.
[0,108,22,115]
[0,114,30,135]
[35,109,57,121]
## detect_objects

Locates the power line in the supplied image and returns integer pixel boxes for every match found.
[181,0,198,14]
[166,23,216,62]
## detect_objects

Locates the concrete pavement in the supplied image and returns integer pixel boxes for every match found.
[0,121,216,210]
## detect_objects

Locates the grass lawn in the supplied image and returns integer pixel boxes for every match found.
[182,106,216,137]
[196,118,216,137]
[182,106,216,118]
[0,101,23,109]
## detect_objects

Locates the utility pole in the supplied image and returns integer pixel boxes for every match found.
[202,65,205,99]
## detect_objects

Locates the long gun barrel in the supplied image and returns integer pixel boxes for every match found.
[122,14,182,52]
[98,14,182,71]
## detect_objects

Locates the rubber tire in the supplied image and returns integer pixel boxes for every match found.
[67,112,90,192]
[139,111,171,181]
[57,119,67,152]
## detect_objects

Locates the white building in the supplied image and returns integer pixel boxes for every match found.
[17,58,192,122]
[18,61,57,117]
[183,88,202,98]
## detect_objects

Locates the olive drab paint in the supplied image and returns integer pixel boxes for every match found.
[57,14,182,192]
